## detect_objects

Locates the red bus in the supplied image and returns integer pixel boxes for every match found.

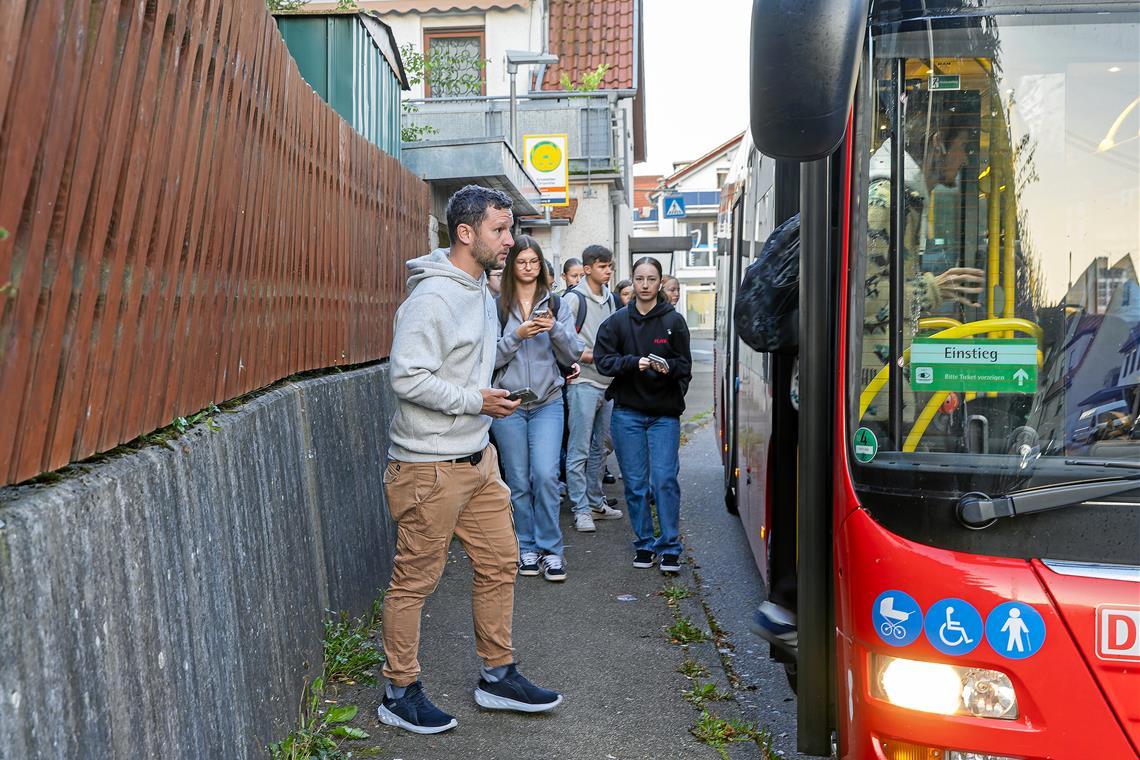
[715,1,1140,757]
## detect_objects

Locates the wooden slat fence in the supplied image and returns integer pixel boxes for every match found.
[0,0,430,486]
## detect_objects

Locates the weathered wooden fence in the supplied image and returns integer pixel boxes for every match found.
[0,0,430,486]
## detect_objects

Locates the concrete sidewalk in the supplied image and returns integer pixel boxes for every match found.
[343,472,729,760]
[337,347,795,759]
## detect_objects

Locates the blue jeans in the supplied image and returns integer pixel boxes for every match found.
[491,398,565,557]
[611,407,681,557]
[565,383,611,515]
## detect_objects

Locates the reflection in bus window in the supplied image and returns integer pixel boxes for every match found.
[853,12,1140,465]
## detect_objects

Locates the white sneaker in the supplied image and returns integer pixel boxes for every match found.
[592,504,623,520]
[574,512,596,532]
[540,554,566,582]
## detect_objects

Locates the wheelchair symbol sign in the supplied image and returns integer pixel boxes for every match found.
[924,598,983,656]
[986,602,1046,659]
[873,590,923,647]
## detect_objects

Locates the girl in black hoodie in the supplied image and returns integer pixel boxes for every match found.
[594,257,692,573]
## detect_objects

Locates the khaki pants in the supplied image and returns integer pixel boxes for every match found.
[381,445,518,686]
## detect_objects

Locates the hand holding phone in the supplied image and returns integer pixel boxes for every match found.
[506,387,538,404]
[647,353,670,374]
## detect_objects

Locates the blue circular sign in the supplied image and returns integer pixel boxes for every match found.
[924,598,983,656]
[986,602,1046,659]
[873,590,924,647]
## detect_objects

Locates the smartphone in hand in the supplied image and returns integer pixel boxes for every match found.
[531,307,551,320]
[647,353,669,373]
[506,387,538,404]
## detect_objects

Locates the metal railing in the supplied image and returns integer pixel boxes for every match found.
[403,92,626,181]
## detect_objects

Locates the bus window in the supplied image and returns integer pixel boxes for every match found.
[851,12,1140,477]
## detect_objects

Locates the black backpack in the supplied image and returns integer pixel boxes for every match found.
[734,213,800,354]
[564,288,620,332]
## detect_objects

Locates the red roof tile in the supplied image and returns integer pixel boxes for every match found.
[541,0,638,91]
[520,198,580,223]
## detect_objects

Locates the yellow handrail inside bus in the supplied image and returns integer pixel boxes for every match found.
[857,317,1043,421]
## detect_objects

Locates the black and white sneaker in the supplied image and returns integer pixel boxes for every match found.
[659,554,681,574]
[518,551,541,576]
[633,549,656,569]
[474,664,563,713]
[541,554,566,582]
[377,681,458,734]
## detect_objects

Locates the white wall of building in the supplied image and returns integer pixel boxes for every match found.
[360,3,545,100]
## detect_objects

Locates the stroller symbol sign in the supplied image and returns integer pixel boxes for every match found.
[873,590,923,647]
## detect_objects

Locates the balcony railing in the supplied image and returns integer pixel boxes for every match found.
[402,92,629,188]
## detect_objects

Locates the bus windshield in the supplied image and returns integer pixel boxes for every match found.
[850,12,1140,490]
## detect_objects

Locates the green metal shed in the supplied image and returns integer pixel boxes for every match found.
[274,11,410,157]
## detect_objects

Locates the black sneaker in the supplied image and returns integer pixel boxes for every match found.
[541,554,566,582]
[633,549,656,569]
[518,551,541,577]
[659,554,681,574]
[377,681,458,734]
[603,468,617,484]
[474,664,562,713]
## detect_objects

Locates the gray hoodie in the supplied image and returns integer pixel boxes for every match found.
[388,248,497,462]
[494,292,584,409]
[567,281,618,389]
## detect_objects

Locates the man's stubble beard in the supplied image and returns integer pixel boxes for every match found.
[471,236,501,271]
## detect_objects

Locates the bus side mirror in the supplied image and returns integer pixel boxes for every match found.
[750,0,871,160]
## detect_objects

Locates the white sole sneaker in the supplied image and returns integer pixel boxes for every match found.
[591,506,623,520]
[377,704,458,734]
[474,688,563,713]
[574,515,596,533]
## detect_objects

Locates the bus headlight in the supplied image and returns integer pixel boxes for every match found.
[873,655,1018,720]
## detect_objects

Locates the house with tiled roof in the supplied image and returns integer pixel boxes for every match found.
[302,0,645,278]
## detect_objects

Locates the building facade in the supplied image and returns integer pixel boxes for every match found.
[634,133,742,332]
[302,0,646,280]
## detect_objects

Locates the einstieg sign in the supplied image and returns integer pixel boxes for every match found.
[522,133,569,207]
[910,338,1038,393]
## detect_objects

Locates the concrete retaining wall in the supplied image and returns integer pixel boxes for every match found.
[0,364,398,760]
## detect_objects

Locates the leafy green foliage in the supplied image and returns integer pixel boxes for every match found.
[558,64,611,92]
[677,658,709,680]
[691,711,770,759]
[659,583,692,606]
[683,681,732,708]
[323,606,384,686]
[666,616,709,645]
[268,677,369,760]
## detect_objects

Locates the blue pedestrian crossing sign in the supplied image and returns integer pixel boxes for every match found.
[663,195,687,219]
[986,602,1046,659]
[924,598,983,656]
[873,590,923,647]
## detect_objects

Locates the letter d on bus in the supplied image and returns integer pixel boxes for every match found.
[1097,606,1140,661]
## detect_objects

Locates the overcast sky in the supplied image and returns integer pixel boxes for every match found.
[636,0,753,177]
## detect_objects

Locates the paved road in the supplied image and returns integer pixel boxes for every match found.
[339,339,809,759]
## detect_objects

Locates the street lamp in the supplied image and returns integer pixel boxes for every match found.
[506,50,559,150]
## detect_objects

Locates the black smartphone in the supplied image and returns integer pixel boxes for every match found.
[506,387,538,403]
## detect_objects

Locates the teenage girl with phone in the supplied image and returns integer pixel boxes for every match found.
[493,236,584,581]
[593,257,692,574]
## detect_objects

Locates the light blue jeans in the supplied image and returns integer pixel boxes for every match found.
[491,397,565,557]
[565,383,611,516]
[611,407,682,557]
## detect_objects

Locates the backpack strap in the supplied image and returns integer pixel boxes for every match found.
[568,289,588,333]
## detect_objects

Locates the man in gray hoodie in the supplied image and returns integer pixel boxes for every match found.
[379,186,562,736]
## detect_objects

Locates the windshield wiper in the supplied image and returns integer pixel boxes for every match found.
[958,469,1140,529]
